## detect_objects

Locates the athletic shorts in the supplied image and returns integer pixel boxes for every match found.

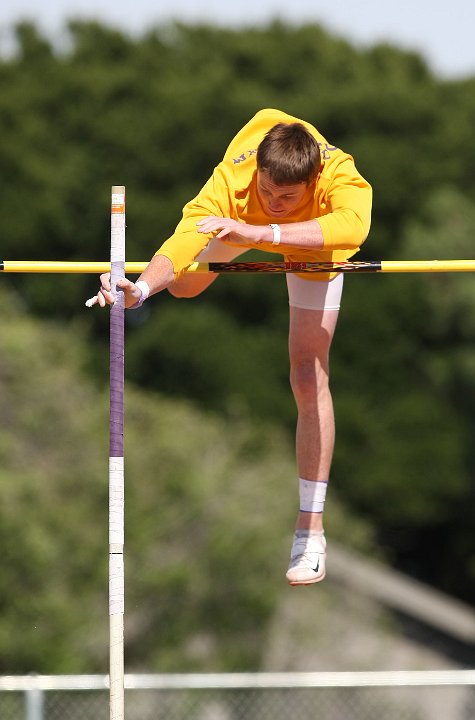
[196,239,344,311]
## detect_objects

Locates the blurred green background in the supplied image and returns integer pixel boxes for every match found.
[1,20,474,673]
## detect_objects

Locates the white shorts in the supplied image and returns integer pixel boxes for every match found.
[196,240,344,311]
[286,272,343,310]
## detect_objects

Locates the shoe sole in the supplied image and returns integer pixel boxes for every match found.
[287,571,326,586]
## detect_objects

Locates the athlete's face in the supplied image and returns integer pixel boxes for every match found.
[256,170,312,218]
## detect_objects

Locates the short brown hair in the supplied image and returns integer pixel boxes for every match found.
[256,122,321,185]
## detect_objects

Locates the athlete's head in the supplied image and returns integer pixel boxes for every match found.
[256,122,321,218]
[257,122,321,186]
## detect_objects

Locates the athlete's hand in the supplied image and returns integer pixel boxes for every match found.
[85,273,143,309]
[197,216,269,246]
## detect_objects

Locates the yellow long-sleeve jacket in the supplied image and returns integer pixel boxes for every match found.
[156,108,372,280]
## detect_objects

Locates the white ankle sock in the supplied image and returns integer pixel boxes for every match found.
[299,478,328,514]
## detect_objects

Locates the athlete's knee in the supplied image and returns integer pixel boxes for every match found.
[290,356,330,403]
[168,276,215,298]
[168,284,201,298]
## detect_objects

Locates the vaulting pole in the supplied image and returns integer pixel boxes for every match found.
[2,259,475,274]
[108,186,126,720]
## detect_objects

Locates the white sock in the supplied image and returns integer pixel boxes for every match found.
[299,478,328,514]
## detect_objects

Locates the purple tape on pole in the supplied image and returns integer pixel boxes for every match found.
[109,262,124,459]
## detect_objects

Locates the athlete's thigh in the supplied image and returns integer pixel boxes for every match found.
[287,275,343,364]
[286,273,343,311]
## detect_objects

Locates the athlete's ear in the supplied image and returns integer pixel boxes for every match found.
[311,166,323,186]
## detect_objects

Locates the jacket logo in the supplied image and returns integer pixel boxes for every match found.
[233,143,338,165]
[233,149,257,164]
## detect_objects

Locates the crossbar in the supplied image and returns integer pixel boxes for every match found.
[2,259,475,274]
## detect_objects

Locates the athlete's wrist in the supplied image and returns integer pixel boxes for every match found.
[129,280,150,309]
[254,225,274,245]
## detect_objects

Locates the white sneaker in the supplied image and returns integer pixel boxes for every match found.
[286,532,326,586]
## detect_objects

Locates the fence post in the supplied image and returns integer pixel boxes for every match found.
[25,686,44,720]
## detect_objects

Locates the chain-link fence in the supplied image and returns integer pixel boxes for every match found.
[1,672,475,720]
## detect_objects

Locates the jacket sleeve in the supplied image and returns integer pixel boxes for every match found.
[155,167,231,277]
[317,158,372,251]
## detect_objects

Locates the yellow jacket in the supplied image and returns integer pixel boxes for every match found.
[157,108,372,280]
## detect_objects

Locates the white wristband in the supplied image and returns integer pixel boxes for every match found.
[131,280,150,309]
[270,223,281,245]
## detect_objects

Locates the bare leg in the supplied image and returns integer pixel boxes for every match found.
[288,306,339,533]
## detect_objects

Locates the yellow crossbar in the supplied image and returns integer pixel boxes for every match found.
[2,260,475,274]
